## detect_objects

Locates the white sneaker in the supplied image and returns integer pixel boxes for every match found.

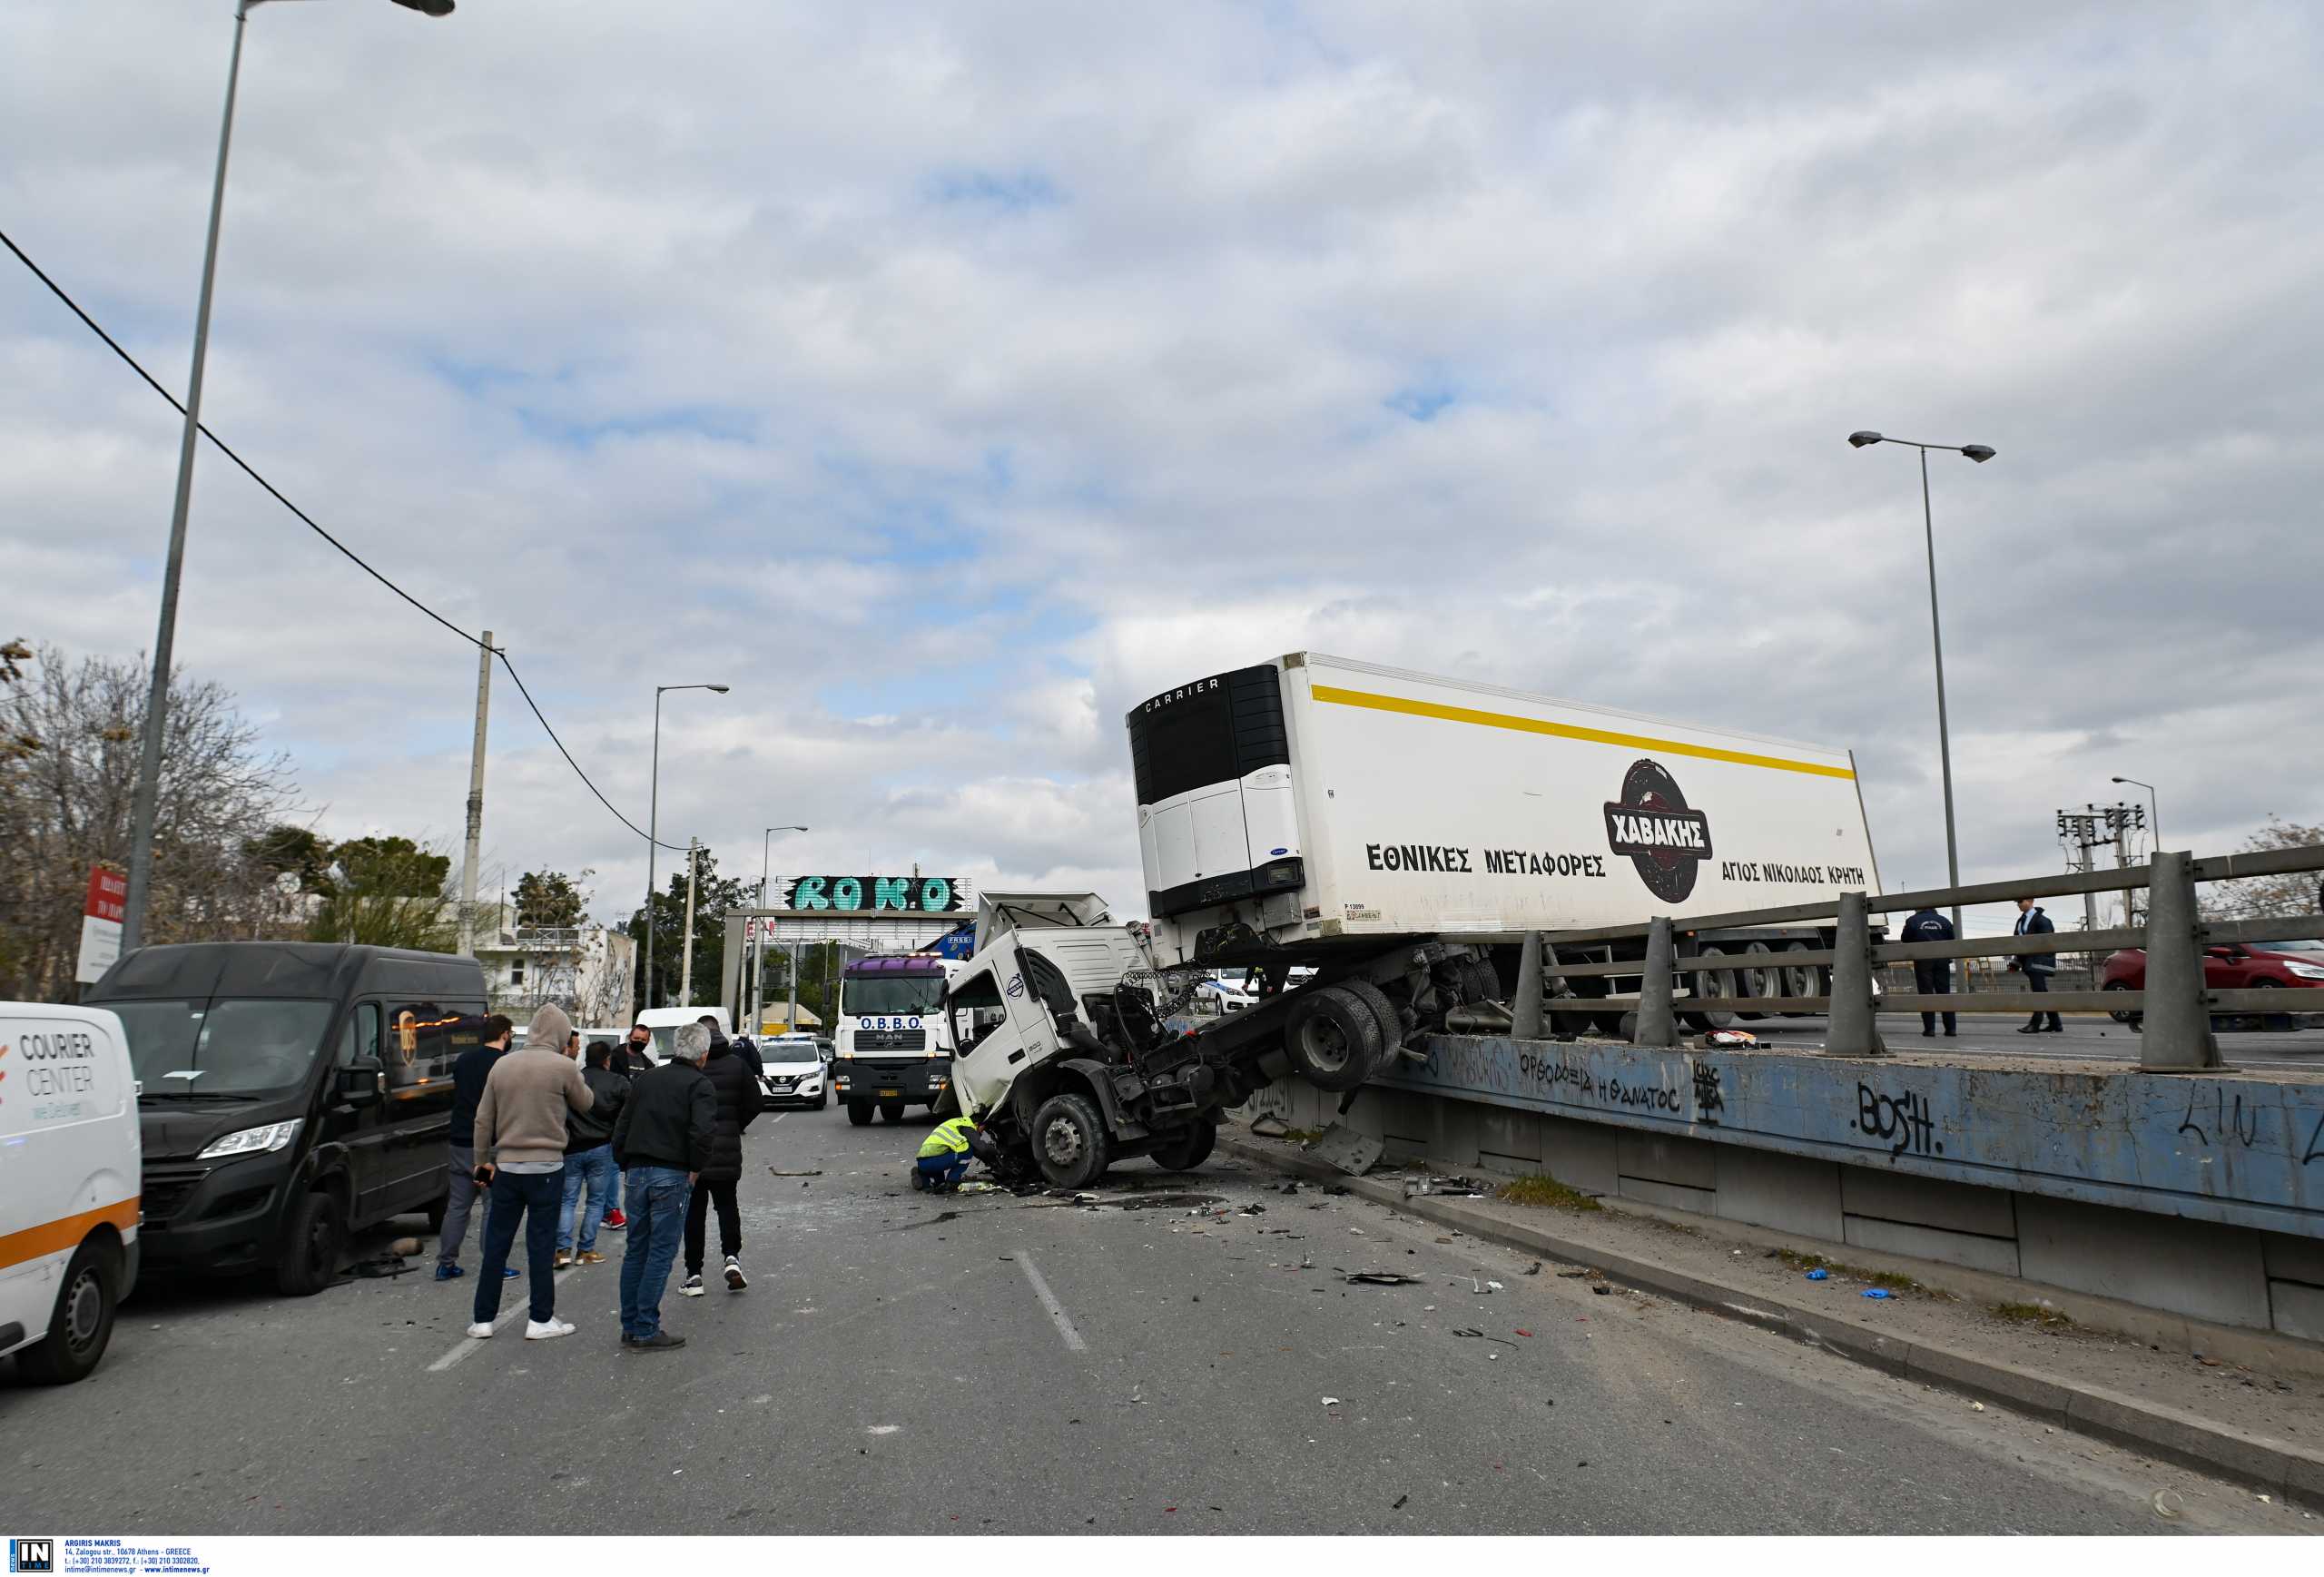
[680,1274,705,1297]
[464,1321,494,1339]
[524,1317,576,1340]
[724,1256,748,1291]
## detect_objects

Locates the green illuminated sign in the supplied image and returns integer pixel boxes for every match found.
[774,876,964,914]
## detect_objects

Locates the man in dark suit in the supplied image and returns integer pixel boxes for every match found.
[1901,905,1957,1037]
[2010,897,2063,1033]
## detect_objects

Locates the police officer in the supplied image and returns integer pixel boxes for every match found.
[913,1114,980,1193]
[1901,904,1957,1038]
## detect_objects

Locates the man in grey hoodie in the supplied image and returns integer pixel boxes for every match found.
[466,1004,596,1342]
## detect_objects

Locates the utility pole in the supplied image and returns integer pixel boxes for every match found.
[456,631,492,957]
[678,838,700,1008]
[2058,808,2103,981]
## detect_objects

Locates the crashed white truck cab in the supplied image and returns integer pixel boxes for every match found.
[944,655,1881,1188]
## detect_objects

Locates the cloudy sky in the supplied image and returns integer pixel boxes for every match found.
[5,1,2319,937]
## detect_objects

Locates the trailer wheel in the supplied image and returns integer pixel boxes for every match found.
[1738,941,1776,1020]
[1029,1091,1110,1189]
[1780,942,1817,1013]
[847,1101,874,1128]
[1285,984,1384,1091]
[880,1100,907,1123]
[1150,1119,1217,1172]
[1340,979,1406,1055]
[1682,946,1737,1032]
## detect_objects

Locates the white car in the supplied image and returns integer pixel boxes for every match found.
[756,1032,828,1109]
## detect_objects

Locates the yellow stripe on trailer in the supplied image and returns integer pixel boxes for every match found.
[1309,685,1856,781]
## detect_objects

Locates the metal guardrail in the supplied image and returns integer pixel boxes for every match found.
[1503,846,2324,1071]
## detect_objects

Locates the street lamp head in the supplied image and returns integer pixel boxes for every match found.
[389,0,457,15]
[707,684,731,694]
[2111,776,2127,784]
[1847,430,1884,448]
[1960,443,1996,463]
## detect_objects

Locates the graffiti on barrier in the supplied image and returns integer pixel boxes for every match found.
[1854,1083,1942,1161]
[2177,1083,2260,1149]
[1692,1062,1725,1127]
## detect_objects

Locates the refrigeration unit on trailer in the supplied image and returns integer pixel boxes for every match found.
[942,653,1881,1188]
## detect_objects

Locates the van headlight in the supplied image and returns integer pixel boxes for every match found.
[197,1119,305,1160]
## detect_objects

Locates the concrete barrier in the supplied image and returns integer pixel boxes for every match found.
[1245,1033,2324,1347]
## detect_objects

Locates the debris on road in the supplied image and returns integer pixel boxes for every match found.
[1590,1286,1610,1296]
[1393,1494,1409,1511]
[1556,1268,1590,1279]
[1452,1327,1517,1347]
[1310,1122,1384,1176]
[1346,1272,1423,1286]
[1862,1288,1894,1299]
[1249,1114,1292,1138]
[1321,1396,1340,1406]
[1805,1268,1829,1281]
[1401,1173,1489,1198]
[1523,1262,1542,1276]
[767,1168,824,1178]
[1484,1280,1504,1293]
[1278,1180,1302,1195]
[2151,1490,2184,1520]
[1969,1403,1986,1413]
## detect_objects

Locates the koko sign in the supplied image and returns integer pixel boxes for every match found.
[770,875,969,915]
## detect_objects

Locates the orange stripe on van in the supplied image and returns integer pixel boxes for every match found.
[0,1198,140,1275]
[1310,684,1856,780]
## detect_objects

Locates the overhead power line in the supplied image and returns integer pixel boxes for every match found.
[0,223,690,853]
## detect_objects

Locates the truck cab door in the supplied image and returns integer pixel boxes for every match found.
[944,948,1061,1118]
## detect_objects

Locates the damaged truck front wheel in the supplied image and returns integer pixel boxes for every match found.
[1149,1118,1217,1173]
[1285,984,1384,1092]
[1030,1090,1110,1189]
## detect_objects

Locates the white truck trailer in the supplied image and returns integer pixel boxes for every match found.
[942,654,1881,1188]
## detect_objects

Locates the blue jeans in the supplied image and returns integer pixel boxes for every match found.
[557,1144,617,1252]
[618,1167,690,1340]
[916,1151,970,1188]
[474,1167,564,1326]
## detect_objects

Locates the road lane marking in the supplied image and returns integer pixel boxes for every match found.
[1015,1249,1087,1353]
[426,1264,585,1373]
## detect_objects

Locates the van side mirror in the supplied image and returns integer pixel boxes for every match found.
[337,1060,384,1106]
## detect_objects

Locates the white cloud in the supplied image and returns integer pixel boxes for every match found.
[5,1,2321,932]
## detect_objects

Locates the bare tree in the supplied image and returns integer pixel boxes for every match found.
[0,645,298,999]
[2201,816,2324,923]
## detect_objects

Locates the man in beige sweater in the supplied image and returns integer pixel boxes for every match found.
[465,1004,598,1341]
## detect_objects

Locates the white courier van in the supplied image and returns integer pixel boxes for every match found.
[0,1002,140,1384]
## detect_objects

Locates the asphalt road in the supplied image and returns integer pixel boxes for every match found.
[1742,1013,2324,1071]
[0,1103,2296,1535]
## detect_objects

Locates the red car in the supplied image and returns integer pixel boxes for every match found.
[2101,936,2324,1021]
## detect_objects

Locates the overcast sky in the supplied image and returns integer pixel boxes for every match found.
[5,1,2319,938]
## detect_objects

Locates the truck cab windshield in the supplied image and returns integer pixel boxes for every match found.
[842,976,946,1016]
[112,998,334,1099]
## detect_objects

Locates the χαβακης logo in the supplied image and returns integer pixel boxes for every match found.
[11,1540,54,1573]
[1604,759,1714,903]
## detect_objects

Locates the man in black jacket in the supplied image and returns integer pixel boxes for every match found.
[435,1014,515,1282]
[555,1041,629,1267]
[2010,897,2063,1033]
[680,1028,763,1297]
[612,1022,716,1350]
[1901,905,1958,1038]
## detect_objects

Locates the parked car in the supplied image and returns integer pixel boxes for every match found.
[85,941,488,1296]
[2100,937,2324,1023]
[0,1001,140,1384]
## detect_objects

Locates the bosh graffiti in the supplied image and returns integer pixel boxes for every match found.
[1855,1083,1943,1160]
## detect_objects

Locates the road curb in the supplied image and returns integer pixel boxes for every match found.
[1217,1130,2324,1509]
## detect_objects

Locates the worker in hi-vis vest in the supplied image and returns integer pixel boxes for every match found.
[913,1115,980,1193]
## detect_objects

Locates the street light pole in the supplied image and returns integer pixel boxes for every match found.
[643,682,728,1010]
[755,824,808,1033]
[1848,430,1994,939]
[2111,776,2162,854]
[119,0,455,954]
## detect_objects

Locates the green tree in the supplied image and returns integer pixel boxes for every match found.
[309,834,457,952]
[241,823,332,892]
[514,868,591,930]
[626,847,751,1011]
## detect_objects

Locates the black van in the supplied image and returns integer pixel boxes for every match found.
[85,942,488,1296]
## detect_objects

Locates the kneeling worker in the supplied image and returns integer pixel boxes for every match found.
[914,1114,980,1193]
